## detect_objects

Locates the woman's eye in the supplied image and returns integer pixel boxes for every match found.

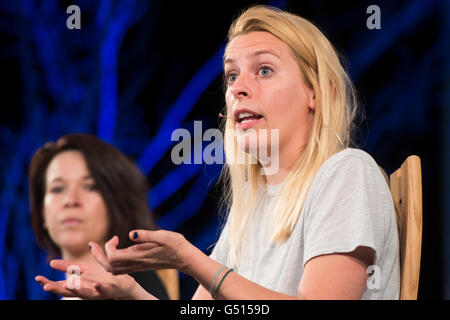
[226,73,238,84]
[49,186,63,193]
[259,66,273,77]
[85,184,98,191]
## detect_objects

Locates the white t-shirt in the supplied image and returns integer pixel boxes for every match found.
[210,148,400,299]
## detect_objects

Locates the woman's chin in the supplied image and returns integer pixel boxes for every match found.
[58,236,89,255]
[237,143,272,158]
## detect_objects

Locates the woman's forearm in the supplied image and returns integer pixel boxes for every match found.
[184,245,302,300]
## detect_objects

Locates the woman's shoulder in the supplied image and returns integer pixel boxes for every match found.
[311,148,386,191]
[325,148,378,167]
[318,148,382,176]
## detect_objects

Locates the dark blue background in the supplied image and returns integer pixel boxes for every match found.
[0,0,448,299]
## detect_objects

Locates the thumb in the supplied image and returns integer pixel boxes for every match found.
[89,241,111,272]
[104,235,120,259]
[129,229,163,244]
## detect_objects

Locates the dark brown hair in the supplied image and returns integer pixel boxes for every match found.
[29,133,157,260]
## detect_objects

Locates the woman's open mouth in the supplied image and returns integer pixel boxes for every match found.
[235,110,263,130]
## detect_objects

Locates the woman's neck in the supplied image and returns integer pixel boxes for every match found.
[262,143,304,185]
[61,248,98,265]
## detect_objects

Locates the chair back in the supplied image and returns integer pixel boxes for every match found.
[388,155,422,300]
[156,269,179,300]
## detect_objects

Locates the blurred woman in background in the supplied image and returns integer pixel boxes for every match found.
[30,133,168,299]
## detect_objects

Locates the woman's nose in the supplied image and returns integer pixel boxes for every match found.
[230,72,252,99]
[64,187,81,207]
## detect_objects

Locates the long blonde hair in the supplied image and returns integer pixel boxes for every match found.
[219,5,362,266]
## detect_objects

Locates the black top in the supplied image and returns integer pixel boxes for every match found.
[130,270,169,300]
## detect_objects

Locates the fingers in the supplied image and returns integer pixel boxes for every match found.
[108,243,159,264]
[129,229,165,244]
[117,242,159,256]
[35,276,78,298]
[35,275,51,287]
[105,247,173,274]
[37,275,102,299]
[89,241,112,272]
[104,262,155,275]
[105,235,119,258]
[50,259,85,274]
[132,242,159,251]
[45,284,77,297]
[63,279,102,299]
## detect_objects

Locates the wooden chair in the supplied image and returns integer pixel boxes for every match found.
[388,155,423,300]
[156,269,179,300]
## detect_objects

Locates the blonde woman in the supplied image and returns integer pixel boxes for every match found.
[36,5,400,300]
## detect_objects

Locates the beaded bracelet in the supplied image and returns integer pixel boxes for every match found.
[213,268,234,299]
[210,265,227,298]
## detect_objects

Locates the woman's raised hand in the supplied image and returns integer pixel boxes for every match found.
[35,229,193,299]
[90,230,193,275]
